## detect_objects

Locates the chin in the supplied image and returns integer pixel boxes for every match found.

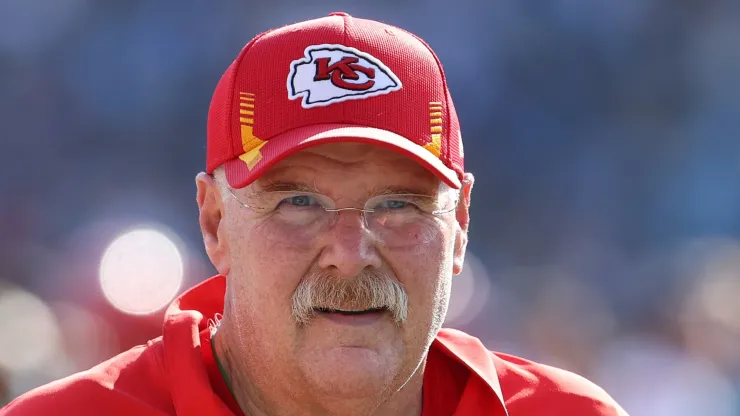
[301,346,401,398]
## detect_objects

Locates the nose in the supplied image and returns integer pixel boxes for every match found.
[317,210,382,278]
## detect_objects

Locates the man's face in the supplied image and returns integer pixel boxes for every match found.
[204,142,470,399]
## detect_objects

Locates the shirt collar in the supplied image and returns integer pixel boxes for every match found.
[434,329,509,415]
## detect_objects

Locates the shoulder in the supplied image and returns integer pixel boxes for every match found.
[435,329,629,415]
[492,351,629,415]
[1,339,173,416]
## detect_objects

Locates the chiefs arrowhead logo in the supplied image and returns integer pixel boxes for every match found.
[287,44,402,108]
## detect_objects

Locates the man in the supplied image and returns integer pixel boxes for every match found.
[1,13,628,416]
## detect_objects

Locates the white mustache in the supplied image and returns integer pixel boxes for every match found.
[291,269,408,326]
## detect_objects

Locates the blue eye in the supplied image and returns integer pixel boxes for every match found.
[285,195,317,207]
[377,200,410,210]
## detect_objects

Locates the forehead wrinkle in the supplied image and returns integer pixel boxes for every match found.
[252,146,441,196]
[254,180,321,194]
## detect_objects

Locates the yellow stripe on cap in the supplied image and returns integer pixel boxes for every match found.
[424,102,443,158]
[423,134,442,158]
[237,93,266,170]
[240,125,267,170]
[238,142,267,170]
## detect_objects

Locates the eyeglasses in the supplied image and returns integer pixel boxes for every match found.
[225,188,459,248]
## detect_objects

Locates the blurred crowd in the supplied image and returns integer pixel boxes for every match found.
[1,0,739,414]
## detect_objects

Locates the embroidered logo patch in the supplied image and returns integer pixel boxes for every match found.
[287,44,402,108]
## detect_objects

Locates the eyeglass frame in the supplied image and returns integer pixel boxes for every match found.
[211,175,466,248]
[219,179,462,225]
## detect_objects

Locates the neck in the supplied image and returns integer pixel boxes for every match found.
[212,320,425,416]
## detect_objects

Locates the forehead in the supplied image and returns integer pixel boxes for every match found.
[255,143,439,193]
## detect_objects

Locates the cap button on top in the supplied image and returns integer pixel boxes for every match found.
[328,12,350,17]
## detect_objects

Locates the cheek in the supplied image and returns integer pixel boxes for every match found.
[225,217,314,327]
[389,226,455,326]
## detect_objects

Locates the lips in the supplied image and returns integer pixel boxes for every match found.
[314,307,387,315]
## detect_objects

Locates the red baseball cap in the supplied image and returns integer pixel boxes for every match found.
[206,12,464,189]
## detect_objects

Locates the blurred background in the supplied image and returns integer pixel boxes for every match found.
[1,0,739,414]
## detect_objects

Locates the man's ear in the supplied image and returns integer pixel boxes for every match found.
[452,173,474,275]
[196,172,230,276]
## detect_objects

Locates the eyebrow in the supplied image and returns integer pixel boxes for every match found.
[369,185,436,196]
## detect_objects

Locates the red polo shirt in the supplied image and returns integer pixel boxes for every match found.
[0,276,627,415]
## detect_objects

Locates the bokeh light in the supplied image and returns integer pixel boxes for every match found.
[99,227,184,315]
[0,286,61,372]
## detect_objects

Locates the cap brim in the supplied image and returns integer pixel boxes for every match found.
[224,124,462,189]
